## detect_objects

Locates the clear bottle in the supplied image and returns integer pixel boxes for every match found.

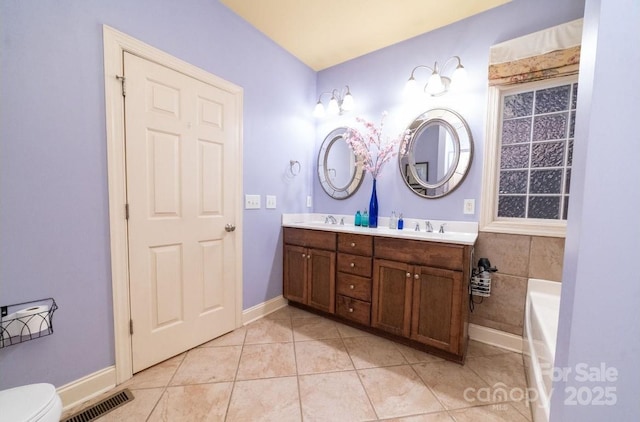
[397,213,404,230]
[354,210,361,226]
[362,210,369,227]
[389,211,397,229]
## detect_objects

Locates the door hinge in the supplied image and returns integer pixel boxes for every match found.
[125,203,129,220]
[116,75,126,97]
[129,319,134,335]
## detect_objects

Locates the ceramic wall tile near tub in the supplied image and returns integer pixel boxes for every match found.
[472,232,564,336]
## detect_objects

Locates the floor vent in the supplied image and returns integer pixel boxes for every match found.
[61,389,134,422]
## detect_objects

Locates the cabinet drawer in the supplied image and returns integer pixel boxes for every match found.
[337,253,372,277]
[374,237,464,271]
[337,273,371,302]
[284,227,336,250]
[338,233,373,256]
[336,295,371,325]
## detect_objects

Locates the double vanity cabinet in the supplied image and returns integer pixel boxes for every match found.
[283,224,475,363]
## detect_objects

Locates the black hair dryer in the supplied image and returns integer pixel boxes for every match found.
[471,258,498,297]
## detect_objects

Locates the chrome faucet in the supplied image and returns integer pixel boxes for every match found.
[340,217,345,225]
[325,215,337,224]
[425,221,433,233]
[439,223,446,233]
[415,222,420,231]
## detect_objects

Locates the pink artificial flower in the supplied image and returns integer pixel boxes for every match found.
[343,113,412,180]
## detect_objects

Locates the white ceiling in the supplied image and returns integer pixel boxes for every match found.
[220,0,511,71]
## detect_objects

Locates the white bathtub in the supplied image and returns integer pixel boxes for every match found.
[523,278,561,422]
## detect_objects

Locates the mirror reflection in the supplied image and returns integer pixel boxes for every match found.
[399,108,473,198]
[318,127,365,199]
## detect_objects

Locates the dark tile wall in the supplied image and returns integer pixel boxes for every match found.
[470,232,564,335]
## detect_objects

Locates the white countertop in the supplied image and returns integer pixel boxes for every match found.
[282,213,478,246]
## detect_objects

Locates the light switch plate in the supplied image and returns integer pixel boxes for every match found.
[306,195,312,208]
[266,195,276,209]
[245,194,261,209]
[463,199,475,214]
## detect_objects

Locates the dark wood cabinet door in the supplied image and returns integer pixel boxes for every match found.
[283,244,308,303]
[307,248,336,313]
[411,266,463,353]
[371,259,413,337]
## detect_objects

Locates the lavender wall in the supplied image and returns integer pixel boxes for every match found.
[0,0,315,388]
[551,0,640,419]
[313,0,584,221]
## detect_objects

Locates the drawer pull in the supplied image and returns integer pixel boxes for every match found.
[406,272,411,278]
[350,262,355,268]
[350,242,356,247]
[349,284,355,290]
[414,274,420,279]
[348,307,354,313]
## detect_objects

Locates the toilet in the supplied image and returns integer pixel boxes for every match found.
[0,383,62,422]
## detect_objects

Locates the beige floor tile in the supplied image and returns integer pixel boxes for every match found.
[292,316,340,341]
[96,388,164,421]
[264,306,294,320]
[395,344,444,364]
[449,403,530,421]
[199,326,246,347]
[358,365,444,419]
[244,318,293,344]
[121,353,185,389]
[236,342,297,380]
[335,322,374,338]
[170,346,241,385]
[510,398,533,421]
[343,336,407,369]
[295,338,354,374]
[226,377,301,422]
[147,383,233,421]
[299,371,377,421]
[466,340,511,358]
[466,353,528,390]
[413,360,491,410]
[381,412,455,421]
[288,306,318,319]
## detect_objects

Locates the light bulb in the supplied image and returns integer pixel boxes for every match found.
[425,72,445,95]
[313,101,325,118]
[341,92,354,111]
[450,65,468,92]
[404,77,419,98]
[327,97,340,115]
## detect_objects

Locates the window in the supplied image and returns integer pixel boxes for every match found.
[481,76,578,237]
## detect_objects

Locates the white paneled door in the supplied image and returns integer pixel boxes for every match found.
[124,52,239,372]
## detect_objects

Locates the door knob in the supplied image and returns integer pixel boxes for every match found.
[225,224,236,232]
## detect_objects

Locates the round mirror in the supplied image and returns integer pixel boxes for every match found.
[318,127,365,199]
[399,108,473,198]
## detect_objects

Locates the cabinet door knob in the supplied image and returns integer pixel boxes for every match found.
[350,242,356,247]
[414,274,420,279]
[302,253,306,258]
[349,284,355,290]
[406,272,411,278]
[348,308,354,313]
[350,262,355,268]
[308,255,311,260]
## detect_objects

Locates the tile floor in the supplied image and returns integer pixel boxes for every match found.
[63,306,533,421]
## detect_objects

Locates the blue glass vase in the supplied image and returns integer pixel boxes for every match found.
[369,179,378,228]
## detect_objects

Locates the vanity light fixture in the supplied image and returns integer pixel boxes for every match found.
[313,85,354,118]
[405,56,468,97]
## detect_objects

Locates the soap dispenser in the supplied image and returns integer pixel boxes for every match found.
[389,211,397,229]
[397,213,404,230]
[354,210,361,226]
[362,210,369,227]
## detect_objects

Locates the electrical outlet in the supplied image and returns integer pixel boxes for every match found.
[245,194,261,209]
[463,199,475,215]
[306,195,312,208]
[266,195,276,209]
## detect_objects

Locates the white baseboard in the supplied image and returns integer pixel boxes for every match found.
[469,323,523,353]
[242,295,288,325]
[57,366,117,411]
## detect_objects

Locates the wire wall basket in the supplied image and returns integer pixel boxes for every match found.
[0,298,58,348]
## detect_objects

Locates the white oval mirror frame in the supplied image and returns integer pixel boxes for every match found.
[399,108,473,198]
[318,127,365,199]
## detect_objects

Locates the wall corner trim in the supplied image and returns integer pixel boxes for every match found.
[56,366,117,411]
[468,323,523,353]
